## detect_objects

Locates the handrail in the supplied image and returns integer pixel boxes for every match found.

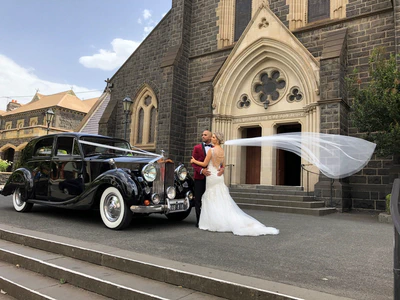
[391,178,400,298]
[300,164,319,195]
[300,164,333,206]
[392,179,400,234]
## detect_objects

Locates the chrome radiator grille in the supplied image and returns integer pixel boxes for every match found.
[152,161,175,202]
[165,162,174,189]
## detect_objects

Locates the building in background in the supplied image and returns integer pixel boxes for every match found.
[0,90,97,169]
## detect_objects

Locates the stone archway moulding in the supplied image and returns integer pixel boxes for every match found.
[0,144,17,152]
[16,142,28,151]
[213,38,320,116]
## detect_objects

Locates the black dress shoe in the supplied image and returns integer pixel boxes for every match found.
[196,223,199,228]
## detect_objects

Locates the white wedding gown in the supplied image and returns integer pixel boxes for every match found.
[199,149,279,236]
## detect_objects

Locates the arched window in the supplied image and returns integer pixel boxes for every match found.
[287,0,348,30]
[308,0,330,23]
[217,0,265,48]
[30,117,38,126]
[137,108,144,144]
[131,85,158,150]
[149,107,156,143]
[234,0,252,42]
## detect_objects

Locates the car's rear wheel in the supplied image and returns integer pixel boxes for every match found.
[12,188,33,212]
[100,187,132,230]
[166,207,192,222]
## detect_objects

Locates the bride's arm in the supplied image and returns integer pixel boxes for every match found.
[190,150,212,167]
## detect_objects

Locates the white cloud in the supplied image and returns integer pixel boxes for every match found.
[79,38,141,71]
[0,54,102,111]
[144,26,154,35]
[79,9,162,72]
[143,9,152,20]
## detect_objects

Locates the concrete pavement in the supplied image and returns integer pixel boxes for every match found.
[0,194,393,300]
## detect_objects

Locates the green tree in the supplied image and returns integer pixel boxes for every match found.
[348,47,400,156]
[0,159,12,172]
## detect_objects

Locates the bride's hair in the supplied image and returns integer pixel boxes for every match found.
[214,132,225,144]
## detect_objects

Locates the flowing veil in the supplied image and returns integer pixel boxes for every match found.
[225,132,376,179]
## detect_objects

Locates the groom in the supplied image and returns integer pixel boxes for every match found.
[191,130,223,227]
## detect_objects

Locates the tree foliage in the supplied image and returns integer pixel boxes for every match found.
[0,159,12,172]
[348,47,400,156]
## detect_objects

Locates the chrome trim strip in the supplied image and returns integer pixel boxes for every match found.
[130,205,166,213]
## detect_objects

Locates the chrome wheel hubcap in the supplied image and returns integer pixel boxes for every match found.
[104,193,121,222]
[14,189,23,207]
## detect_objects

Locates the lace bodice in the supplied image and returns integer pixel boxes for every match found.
[211,147,224,169]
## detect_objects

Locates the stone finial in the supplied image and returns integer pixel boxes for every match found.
[104,78,114,92]
[262,0,269,8]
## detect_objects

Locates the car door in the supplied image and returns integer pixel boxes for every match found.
[29,136,54,200]
[50,136,84,202]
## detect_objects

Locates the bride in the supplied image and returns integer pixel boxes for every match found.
[190,132,279,236]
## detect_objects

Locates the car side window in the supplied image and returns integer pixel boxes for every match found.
[72,139,81,156]
[33,137,54,157]
[55,137,76,156]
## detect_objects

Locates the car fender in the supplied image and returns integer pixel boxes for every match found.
[1,168,33,197]
[91,168,139,202]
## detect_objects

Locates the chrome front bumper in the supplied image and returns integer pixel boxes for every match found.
[130,198,190,214]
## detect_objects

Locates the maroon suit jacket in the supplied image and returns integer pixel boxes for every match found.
[192,143,207,180]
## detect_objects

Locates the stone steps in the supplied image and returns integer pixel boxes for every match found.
[237,203,336,216]
[0,227,302,300]
[230,192,315,202]
[236,198,325,208]
[0,238,223,300]
[229,185,336,216]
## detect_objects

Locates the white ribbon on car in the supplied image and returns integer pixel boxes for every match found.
[78,140,163,162]
[225,132,376,179]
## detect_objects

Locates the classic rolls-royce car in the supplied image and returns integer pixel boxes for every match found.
[1,133,194,230]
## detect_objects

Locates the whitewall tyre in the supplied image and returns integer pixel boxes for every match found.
[100,187,132,230]
[12,188,33,212]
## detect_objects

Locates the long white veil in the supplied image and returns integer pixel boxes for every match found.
[225,132,376,179]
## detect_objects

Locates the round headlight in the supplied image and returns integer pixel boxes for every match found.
[185,191,194,200]
[151,193,160,204]
[142,164,157,182]
[166,186,176,199]
[175,165,187,181]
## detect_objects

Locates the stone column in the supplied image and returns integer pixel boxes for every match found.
[314,29,351,211]
[158,0,192,162]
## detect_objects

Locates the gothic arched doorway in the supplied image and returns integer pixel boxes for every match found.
[4,148,15,172]
[243,127,262,184]
[276,124,301,186]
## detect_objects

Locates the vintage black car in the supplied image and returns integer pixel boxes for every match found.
[1,133,194,230]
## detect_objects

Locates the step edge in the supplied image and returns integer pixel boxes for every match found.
[0,228,301,300]
[0,248,170,300]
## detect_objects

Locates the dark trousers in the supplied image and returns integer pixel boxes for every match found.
[194,179,206,226]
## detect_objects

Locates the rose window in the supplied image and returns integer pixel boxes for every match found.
[252,68,287,109]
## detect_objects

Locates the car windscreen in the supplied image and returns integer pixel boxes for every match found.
[80,137,131,157]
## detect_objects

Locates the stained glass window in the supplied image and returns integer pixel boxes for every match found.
[234,0,252,41]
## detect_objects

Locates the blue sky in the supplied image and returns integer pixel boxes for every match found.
[0,0,171,111]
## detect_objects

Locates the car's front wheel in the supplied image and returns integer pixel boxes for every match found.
[100,187,132,230]
[12,188,33,212]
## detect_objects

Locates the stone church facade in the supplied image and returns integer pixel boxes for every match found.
[100,0,400,211]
